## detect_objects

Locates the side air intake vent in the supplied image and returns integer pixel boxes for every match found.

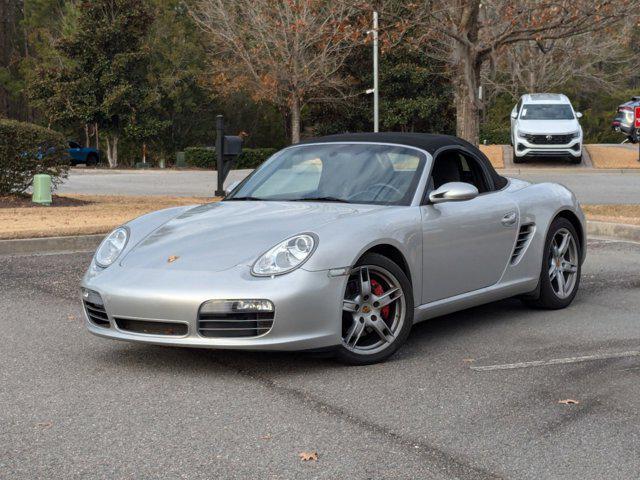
[511,223,535,265]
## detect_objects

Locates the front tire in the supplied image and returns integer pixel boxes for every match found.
[336,253,413,365]
[523,217,581,309]
[513,151,524,164]
[570,154,582,164]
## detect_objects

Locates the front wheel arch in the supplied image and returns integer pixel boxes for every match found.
[554,210,584,263]
[361,244,412,285]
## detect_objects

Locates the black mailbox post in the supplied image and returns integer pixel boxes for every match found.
[215,115,243,196]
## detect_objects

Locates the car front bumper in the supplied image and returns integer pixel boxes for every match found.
[514,138,582,158]
[81,264,347,351]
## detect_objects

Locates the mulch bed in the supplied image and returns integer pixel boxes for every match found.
[0,194,93,209]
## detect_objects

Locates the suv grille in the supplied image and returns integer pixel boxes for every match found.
[84,299,109,327]
[524,134,574,145]
[197,311,275,338]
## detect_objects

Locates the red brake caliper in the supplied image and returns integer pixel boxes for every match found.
[370,279,390,320]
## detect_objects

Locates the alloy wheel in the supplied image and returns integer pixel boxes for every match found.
[548,227,579,299]
[342,265,405,355]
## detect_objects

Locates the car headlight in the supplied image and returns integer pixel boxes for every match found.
[517,130,528,139]
[252,233,317,276]
[570,131,581,139]
[94,227,129,268]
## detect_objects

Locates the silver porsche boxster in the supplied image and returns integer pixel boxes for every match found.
[82,133,586,364]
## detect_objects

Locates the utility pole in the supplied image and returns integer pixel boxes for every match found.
[373,11,379,133]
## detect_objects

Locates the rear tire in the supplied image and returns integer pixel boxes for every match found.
[86,153,99,166]
[522,217,581,309]
[335,253,413,365]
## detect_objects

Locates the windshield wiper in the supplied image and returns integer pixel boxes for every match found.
[290,196,350,203]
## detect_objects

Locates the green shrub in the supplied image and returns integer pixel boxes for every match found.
[184,146,277,170]
[479,125,511,145]
[184,146,216,168]
[237,148,277,169]
[0,119,69,195]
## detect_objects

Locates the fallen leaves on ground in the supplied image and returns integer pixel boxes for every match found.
[558,399,580,405]
[299,451,318,462]
[36,421,53,429]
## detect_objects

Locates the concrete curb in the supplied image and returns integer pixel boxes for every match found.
[587,221,640,243]
[0,234,104,256]
[1,221,639,256]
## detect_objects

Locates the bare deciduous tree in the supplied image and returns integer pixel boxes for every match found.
[484,22,640,101]
[413,0,630,144]
[191,0,364,144]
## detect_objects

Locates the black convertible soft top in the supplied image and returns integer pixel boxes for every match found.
[301,132,507,190]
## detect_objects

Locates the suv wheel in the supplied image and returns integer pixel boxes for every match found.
[512,151,523,164]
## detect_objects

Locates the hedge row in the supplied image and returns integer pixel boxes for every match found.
[0,119,69,195]
[184,147,277,170]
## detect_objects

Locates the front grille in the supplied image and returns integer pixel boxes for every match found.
[524,134,574,145]
[198,311,275,338]
[84,299,109,327]
[511,223,535,264]
[114,318,188,336]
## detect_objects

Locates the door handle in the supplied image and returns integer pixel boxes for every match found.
[501,211,518,226]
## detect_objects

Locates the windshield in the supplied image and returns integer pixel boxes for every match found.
[226,143,426,205]
[520,104,575,120]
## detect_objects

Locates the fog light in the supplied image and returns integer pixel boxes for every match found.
[82,288,103,305]
[200,299,274,314]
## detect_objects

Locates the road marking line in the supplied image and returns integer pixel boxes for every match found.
[471,350,640,371]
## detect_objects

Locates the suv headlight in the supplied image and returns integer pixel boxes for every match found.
[252,233,317,276]
[95,227,129,268]
[570,131,581,139]
[517,130,528,139]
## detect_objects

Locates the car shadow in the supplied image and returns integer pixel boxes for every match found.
[91,297,534,374]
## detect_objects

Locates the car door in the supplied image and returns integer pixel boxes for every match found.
[420,149,518,304]
[68,141,82,163]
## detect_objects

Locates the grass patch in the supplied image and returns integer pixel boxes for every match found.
[1,196,639,240]
[0,194,214,240]
[585,146,640,169]
[583,204,640,226]
[479,145,504,169]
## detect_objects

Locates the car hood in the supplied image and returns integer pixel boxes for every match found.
[517,119,580,134]
[121,201,383,272]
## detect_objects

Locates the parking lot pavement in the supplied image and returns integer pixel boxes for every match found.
[1,240,639,479]
[59,168,640,204]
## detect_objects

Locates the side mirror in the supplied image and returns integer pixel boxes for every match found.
[429,182,479,204]
[510,111,518,119]
[575,112,583,119]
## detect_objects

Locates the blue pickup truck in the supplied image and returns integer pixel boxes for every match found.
[68,141,100,166]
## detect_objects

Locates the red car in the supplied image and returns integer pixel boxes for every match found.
[612,96,640,143]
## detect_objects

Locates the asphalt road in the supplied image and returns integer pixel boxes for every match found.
[58,168,640,204]
[1,239,639,479]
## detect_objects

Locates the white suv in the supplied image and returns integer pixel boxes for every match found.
[510,93,583,164]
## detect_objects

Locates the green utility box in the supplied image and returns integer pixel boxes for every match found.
[176,151,186,168]
[32,174,52,206]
